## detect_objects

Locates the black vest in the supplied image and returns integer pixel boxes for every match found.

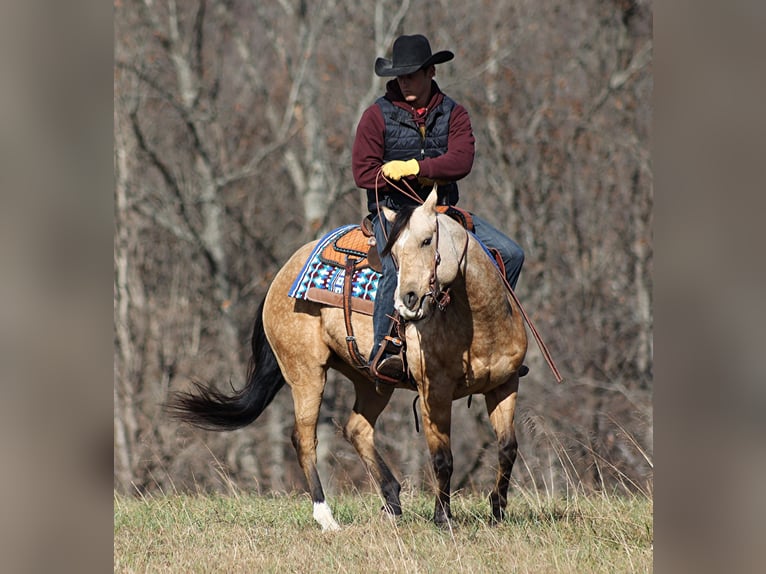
[366,96,459,211]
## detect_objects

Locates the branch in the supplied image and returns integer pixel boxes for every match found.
[116,61,186,116]
[192,0,206,88]
[278,0,338,135]
[167,0,198,108]
[587,39,652,119]
[129,107,219,276]
[353,0,412,124]
[116,60,216,178]
[133,201,196,244]
[214,125,301,188]
[609,40,652,91]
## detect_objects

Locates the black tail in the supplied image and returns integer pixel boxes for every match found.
[166,298,286,431]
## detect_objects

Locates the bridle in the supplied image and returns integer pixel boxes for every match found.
[421,213,469,313]
[373,169,468,316]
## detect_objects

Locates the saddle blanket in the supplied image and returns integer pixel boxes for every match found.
[288,225,380,316]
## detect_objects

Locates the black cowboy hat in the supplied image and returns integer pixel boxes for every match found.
[374,34,454,77]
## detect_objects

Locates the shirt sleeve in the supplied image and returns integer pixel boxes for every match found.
[417,104,475,182]
[352,105,386,190]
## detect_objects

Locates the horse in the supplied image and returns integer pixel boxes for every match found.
[168,188,528,531]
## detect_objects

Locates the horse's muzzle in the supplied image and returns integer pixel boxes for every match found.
[402,291,419,311]
[396,290,431,321]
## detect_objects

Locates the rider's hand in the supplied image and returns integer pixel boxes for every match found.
[382,159,420,180]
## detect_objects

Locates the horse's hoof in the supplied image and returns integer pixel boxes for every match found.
[314,501,341,532]
[381,503,402,516]
[322,522,341,532]
[433,510,453,528]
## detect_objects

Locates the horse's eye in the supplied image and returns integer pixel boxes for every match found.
[422,237,432,247]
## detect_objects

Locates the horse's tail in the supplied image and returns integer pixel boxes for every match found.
[166,298,286,431]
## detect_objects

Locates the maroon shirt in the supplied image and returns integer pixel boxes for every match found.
[352,80,475,191]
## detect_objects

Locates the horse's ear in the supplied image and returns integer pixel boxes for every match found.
[382,206,397,223]
[423,184,439,214]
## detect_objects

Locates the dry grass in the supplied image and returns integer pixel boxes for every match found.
[114,486,652,573]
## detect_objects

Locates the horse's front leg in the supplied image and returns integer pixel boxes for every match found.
[420,393,454,525]
[484,377,520,523]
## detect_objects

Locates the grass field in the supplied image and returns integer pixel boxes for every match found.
[114,487,652,573]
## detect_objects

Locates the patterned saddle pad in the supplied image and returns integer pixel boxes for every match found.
[288,225,380,316]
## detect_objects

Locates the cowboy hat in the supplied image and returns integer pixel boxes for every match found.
[374,34,454,77]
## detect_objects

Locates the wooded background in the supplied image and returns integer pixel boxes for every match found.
[114,0,653,497]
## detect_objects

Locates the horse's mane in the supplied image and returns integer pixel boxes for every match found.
[380,204,417,257]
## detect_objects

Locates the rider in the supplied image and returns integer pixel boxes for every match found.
[352,34,525,383]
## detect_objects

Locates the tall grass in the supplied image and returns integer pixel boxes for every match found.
[116,417,652,572]
[115,484,652,573]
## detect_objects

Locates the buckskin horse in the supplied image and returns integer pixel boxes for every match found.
[168,187,528,531]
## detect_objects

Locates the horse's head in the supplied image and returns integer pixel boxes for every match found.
[382,187,466,321]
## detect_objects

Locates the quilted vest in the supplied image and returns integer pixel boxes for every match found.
[368,96,459,209]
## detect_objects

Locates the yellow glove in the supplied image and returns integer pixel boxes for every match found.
[382,159,420,180]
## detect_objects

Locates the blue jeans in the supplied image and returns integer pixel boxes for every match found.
[369,211,524,360]
[471,213,524,290]
[370,213,397,362]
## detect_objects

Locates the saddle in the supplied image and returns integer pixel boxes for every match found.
[318,216,381,273]
[436,205,474,233]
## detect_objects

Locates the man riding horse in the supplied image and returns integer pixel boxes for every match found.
[352,34,526,384]
[168,34,559,534]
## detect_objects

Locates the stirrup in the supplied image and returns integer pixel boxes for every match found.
[370,311,411,391]
[375,355,406,380]
[370,346,407,384]
[373,355,409,395]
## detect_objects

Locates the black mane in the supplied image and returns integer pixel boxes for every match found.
[380,204,417,257]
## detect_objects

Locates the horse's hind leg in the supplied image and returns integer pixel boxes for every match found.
[289,378,341,532]
[343,381,402,515]
[484,377,520,523]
